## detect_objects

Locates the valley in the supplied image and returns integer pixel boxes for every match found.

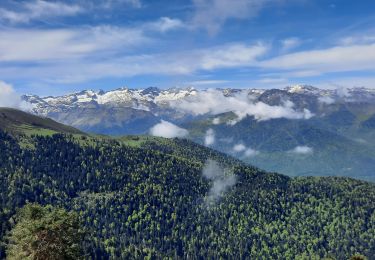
[0,108,374,258]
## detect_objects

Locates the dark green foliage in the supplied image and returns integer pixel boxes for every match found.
[0,107,83,135]
[184,113,375,181]
[6,203,82,259]
[0,130,374,259]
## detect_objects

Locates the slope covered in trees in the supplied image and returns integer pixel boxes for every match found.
[0,107,83,136]
[0,115,374,258]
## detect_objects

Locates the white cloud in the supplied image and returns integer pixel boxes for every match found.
[0,0,83,24]
[280,37,301,52]
[199,43,267,70]
[0,42,267,84]
[145,17,184,33]
[233,143,246,152]
[202,160,237,206]
[335,86,350,98]
[189,80,229,86]
[339,35,375,46]
[0,81,31,110]
[101,0,142,8]
[289,146,313,154]
[257,77,288,84]
[0,26,147,62]
[261,43,375,75]
[318,96,335,105]
[170,89,313,122]
[212,118,221,124]
[233,143,259,157]
[191,0,278,35]
[244,147,259,157]
[149,120,189,138]
[204,128,215,146]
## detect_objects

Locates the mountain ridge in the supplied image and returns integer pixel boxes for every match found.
[0,108,374,259]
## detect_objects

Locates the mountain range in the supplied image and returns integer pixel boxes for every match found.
[22,85,375,181]
[0,108,374,259]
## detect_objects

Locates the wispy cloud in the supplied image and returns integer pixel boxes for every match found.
[280,37,301,52]
[202,159,237,207]
[191,0,281,35]
[289,145,313,154]
[100,0,142,9]
[0,0,83,24]
[188,80,229,86]
[149,120,189,138]
[261,43,375,75]
[0,26,148,62]
[144,17,184,33]
[0,42,267,83]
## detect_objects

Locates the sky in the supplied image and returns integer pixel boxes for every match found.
[0,0,374,95]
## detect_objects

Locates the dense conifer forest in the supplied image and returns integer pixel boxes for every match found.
[0,130,374,259]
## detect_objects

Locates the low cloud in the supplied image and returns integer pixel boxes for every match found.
[149,120,188,138]
[289,146,313,154]
[212,117,221,124]
[233,143,246,152]
[0,81,31,110]
[171,89,313,123]
[233,143,259,157]
[335,86,350,98]
[202,160,237,207]
[244,147,259,157]
[204,128,215,146]
[318,96,335,105]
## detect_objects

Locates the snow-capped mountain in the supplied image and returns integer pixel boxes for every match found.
[22,85,375,135]
[20,85,375,180]
[24,87,198,115]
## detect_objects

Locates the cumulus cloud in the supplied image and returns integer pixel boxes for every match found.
[204,128,215,146]
[170,89,313,123]
[233,143,246,152]
[233,143,259,157]
[202,160,237,206]
[0,0,83,24]
[149,120,188,138]
[289,146,313,154]
[0,81,31,110]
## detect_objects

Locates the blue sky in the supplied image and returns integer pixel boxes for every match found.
[0,0,374,95]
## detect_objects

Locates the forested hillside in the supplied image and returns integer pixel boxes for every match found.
[0,127,374,259]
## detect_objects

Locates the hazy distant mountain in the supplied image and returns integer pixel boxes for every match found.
[22,85,375,180]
